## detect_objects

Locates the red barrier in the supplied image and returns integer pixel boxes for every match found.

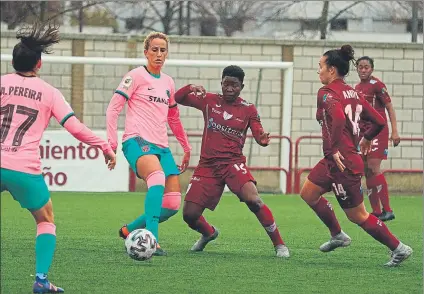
[293,136,424,193]
[129,132,293,193]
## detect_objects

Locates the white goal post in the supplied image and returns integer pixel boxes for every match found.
[1,54,293,194]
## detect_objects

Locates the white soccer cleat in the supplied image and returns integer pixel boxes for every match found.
[319,231,352,252]
[384,243,413,267]
[191,227,219,252]
[275,244,290,258]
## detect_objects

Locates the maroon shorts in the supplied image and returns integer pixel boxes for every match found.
[307,158,363,209]
[184,161,256,211]
[361,124,389,160]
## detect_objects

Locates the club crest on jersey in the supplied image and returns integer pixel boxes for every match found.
[370,80,377,84]
[142,145,150,152]
[223,111,233,120]
[121,76,133,89]
[240,100,252,106]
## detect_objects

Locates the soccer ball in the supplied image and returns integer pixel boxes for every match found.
[124,229,157,261]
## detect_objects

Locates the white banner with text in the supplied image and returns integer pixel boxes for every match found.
[40,130,128,192]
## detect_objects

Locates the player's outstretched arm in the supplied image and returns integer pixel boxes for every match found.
[249,106,270,147]
[175,84,206,110]
[62,116,116,170]
[51,90,116,169]
[106,93,126,152]
[168,85,192,173]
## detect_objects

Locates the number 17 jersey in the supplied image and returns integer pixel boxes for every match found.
[1,73,74,174]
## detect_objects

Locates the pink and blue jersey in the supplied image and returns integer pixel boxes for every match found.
[106,66,190,152]
[1,74,75,174]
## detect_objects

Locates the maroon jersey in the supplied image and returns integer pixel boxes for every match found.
[355,76,391,130]
[316,79,386,174]
[175,85,265,166]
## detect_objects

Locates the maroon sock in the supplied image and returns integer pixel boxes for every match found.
[360,214,400,251]
[310,197,341,237]
[254,204,285,246]
[188,215,215,237]
[366,175,383,214]
[375,174,392,212]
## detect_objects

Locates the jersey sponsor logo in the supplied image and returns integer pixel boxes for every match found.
[121,76,133,89]
[148,96,169,105]
[211,108,222,115]
[223,111,233,120]
[342,90,359,100]
[207,118,243,138]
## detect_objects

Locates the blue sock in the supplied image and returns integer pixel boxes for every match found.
[130,185,164,241]
[35,234,56,279]
[127,207,178,231]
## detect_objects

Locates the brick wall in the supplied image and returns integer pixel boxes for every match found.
[1,32,422,192]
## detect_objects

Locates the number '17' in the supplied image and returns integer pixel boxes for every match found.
[1,104,39,146]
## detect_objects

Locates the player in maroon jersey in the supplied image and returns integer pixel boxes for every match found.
[355,56,400,222]
[300,45,412,266]
[174,65,289,258]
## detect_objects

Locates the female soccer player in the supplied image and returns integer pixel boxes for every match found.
[299,45,412,267]
[106,32,191,256]
[355,56,400,222]
[175,65,289,258]
[1,22,116,293]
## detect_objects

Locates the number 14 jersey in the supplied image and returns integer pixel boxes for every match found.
[316,79,385,174]
[1,73,74,174]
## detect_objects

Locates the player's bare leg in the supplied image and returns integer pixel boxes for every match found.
[31,199,64,293]
[183,201,219,252]
[366,158,394,222]
[344,202,411,266]
[301,179,351,252]
[238,182,289,258]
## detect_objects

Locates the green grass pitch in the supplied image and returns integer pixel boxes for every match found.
[1,192,422,293]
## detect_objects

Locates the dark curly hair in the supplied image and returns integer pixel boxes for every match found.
[222,65,245,83]
[323,44,355,77]
[12,21,60,72]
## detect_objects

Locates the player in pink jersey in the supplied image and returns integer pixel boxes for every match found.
[106,32,191,256]
[0,23,116,293]
[300,45,412,267]
[175,65,290,258]
[355,56,400,222]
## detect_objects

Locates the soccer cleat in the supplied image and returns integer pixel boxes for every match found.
[153,244,167,256]
[385,242,412,267]
[379,210,395,222]
[275,244,290,258]
[119,225,130,240]
[33,277,64,293]
[319,231,352,252]
[191,226,219,252]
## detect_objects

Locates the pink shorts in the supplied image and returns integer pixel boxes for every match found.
[308,158,363,209]
[185,161,256,211]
